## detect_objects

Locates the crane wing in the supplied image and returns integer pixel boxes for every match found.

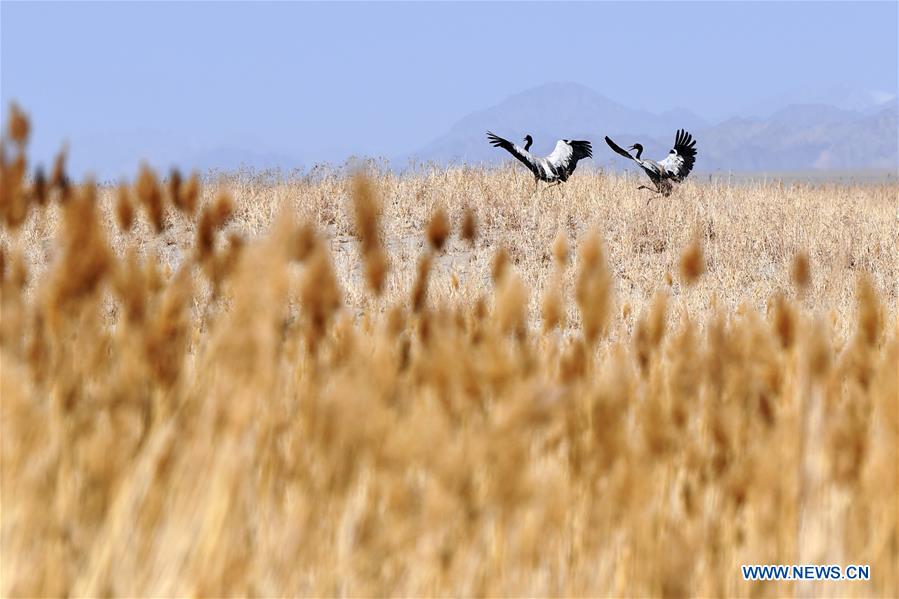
[568,140,593,162]
[486,131,539,175]
[546,140,574,169]
[546,139,592,177]
[604,136,635,160]
[657,129,697,181]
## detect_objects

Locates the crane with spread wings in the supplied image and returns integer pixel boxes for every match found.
[487,132,592,191]
[605,129,697,196]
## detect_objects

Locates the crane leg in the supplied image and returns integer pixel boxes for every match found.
[542,181,561,193]
[637,184,663,205]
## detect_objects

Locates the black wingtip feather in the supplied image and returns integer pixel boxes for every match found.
[486,131,509,148]
[672,129,697,155]
[566,139,593,161]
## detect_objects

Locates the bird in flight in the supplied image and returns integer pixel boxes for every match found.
[486,132,593,191]
[605,129,697,196]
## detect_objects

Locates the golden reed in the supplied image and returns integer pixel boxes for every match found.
[1,105,897,597]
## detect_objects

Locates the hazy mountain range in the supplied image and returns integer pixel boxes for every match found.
[404,82,898,174]
[75,81,896,179]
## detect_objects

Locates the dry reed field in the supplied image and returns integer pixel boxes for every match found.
[2,105,898,597]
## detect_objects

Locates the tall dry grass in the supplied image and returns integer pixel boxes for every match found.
[1,105,898,597]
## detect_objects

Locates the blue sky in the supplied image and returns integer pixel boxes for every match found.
[2,1,897,178]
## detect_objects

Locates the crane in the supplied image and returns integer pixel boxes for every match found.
[605,129,697,196]
[487,132,592,191]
